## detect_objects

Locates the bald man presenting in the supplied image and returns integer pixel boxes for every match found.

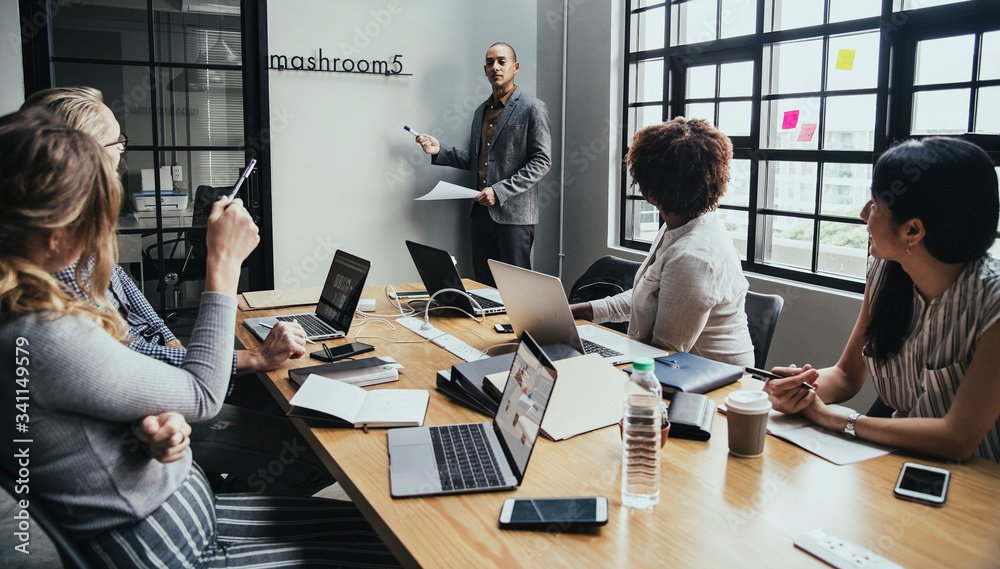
[415,42,552,287]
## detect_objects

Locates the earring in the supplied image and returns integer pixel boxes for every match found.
[906,245,911,256]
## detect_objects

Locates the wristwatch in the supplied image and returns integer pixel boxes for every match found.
[844,412,861,439]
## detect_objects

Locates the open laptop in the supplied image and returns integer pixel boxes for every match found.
[388,331,556,498]
[243,250,370,341]
[404,240,505,315]
[488,259,667,366]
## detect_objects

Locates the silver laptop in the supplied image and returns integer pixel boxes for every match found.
[243,250,370,341]
[388,331,556,498]
[488,259,667,365]
[404,240,505,315]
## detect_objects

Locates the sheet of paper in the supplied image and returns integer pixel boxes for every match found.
[835,49,857,71]
[797,123,817,142]
[242,287,322,310]
[782,110,800,130]
[415,180,479,201]
[290,374,367,424]
[766,405,894,465]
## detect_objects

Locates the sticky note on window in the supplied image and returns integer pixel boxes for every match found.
[782,110,799,130]
[836,49,856,71]
[797,123,817,142]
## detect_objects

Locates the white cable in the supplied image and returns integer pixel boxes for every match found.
[421,287,484,329]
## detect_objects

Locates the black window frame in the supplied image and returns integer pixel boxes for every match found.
[19,0,275,315]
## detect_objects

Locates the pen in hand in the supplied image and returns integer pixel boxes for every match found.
[403,125,420,137]
[744,366,815,391]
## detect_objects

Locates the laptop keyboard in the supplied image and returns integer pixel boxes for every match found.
[469,293,503,311]
[276,314,337,338]
[581,338,624,359]
[429,423,504,491]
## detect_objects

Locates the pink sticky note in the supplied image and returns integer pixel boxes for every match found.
[782,110,799,130]
[797,123,817,142]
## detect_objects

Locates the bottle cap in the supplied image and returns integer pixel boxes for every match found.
[632,358,654,372]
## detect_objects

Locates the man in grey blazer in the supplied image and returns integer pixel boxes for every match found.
[416,42,552,286]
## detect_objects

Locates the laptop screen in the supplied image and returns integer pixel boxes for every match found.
[493,332,557,477]
[404,240,475,313]
[316,251,370,332]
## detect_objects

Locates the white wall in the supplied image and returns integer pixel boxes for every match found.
[267,0,559,288]
[0,0,25,114]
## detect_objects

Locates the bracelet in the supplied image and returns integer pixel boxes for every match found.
[844,412,861,439]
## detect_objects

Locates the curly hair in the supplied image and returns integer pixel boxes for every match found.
[625,117,733,219]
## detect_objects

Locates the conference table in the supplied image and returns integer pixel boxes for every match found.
[235,282,1000,569]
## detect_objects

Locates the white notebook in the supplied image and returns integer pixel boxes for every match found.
[288,374,429,429]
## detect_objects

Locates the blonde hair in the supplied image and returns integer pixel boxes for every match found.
[0,108,126,340]
[21,86,111,144]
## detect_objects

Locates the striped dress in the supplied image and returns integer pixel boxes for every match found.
[864,256,1000,462]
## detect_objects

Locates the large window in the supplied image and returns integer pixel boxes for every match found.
[623,0,1000,291]
[22,0,272,314]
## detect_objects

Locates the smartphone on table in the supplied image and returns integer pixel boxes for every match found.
[310,342,375,362]
[893,462,950,506]
[498,497,608,530]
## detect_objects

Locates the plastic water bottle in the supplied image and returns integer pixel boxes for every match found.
[621,357,662,509]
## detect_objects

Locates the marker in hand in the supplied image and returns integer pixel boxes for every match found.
[404,125,421,137]
[226,158,257,204]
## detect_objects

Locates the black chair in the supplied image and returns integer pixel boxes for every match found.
[744,291,785,369]
[568,255,642,333]
[1,468,94,569]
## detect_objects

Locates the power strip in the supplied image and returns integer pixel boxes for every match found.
[395,317,488,362]
[794,529,902,569]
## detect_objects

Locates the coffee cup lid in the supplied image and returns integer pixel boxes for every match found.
[725,390,772,412]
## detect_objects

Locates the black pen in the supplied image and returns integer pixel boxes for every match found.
[744,366,816,391]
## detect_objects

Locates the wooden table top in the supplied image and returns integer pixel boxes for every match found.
[235,283,1000,569]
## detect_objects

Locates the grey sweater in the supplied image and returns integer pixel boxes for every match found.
[0,292,236,539]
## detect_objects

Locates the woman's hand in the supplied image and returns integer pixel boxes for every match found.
[135,412,192,464]
[763,364,820,414]
[204,197,259,294]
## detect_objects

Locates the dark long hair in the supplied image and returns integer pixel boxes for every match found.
[865,137,999,360]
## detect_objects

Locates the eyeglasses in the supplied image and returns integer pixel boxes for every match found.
[104,133,128,151]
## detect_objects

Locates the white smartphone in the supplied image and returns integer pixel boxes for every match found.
[893,462,950,507]
[498,497,608,530]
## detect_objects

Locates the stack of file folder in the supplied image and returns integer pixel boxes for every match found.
[436,344,582,417]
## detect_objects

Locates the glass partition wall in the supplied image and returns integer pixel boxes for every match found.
[24,0,270,317]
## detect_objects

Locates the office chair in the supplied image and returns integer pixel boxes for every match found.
[744,291,785,369]
[568,256,641,333]
[1,468,94,569]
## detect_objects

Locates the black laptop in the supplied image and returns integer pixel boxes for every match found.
[404,240,505,315]
[243,250,370,341]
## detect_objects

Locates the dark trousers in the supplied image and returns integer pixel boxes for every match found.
[470,204,534,287]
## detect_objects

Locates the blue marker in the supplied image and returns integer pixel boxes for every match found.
[404,125,421,137]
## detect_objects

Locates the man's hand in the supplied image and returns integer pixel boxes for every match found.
[237,320,307,373]
[476,187,497,206]
[415,134,440,156]
[135,412,191,464]
[165,338,184,349]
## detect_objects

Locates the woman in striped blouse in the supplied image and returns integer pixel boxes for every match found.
[765,137,1000,463]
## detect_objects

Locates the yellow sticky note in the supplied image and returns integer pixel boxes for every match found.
[836,49,856,71]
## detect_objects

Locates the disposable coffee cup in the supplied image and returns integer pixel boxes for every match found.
[725,391,772,458]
